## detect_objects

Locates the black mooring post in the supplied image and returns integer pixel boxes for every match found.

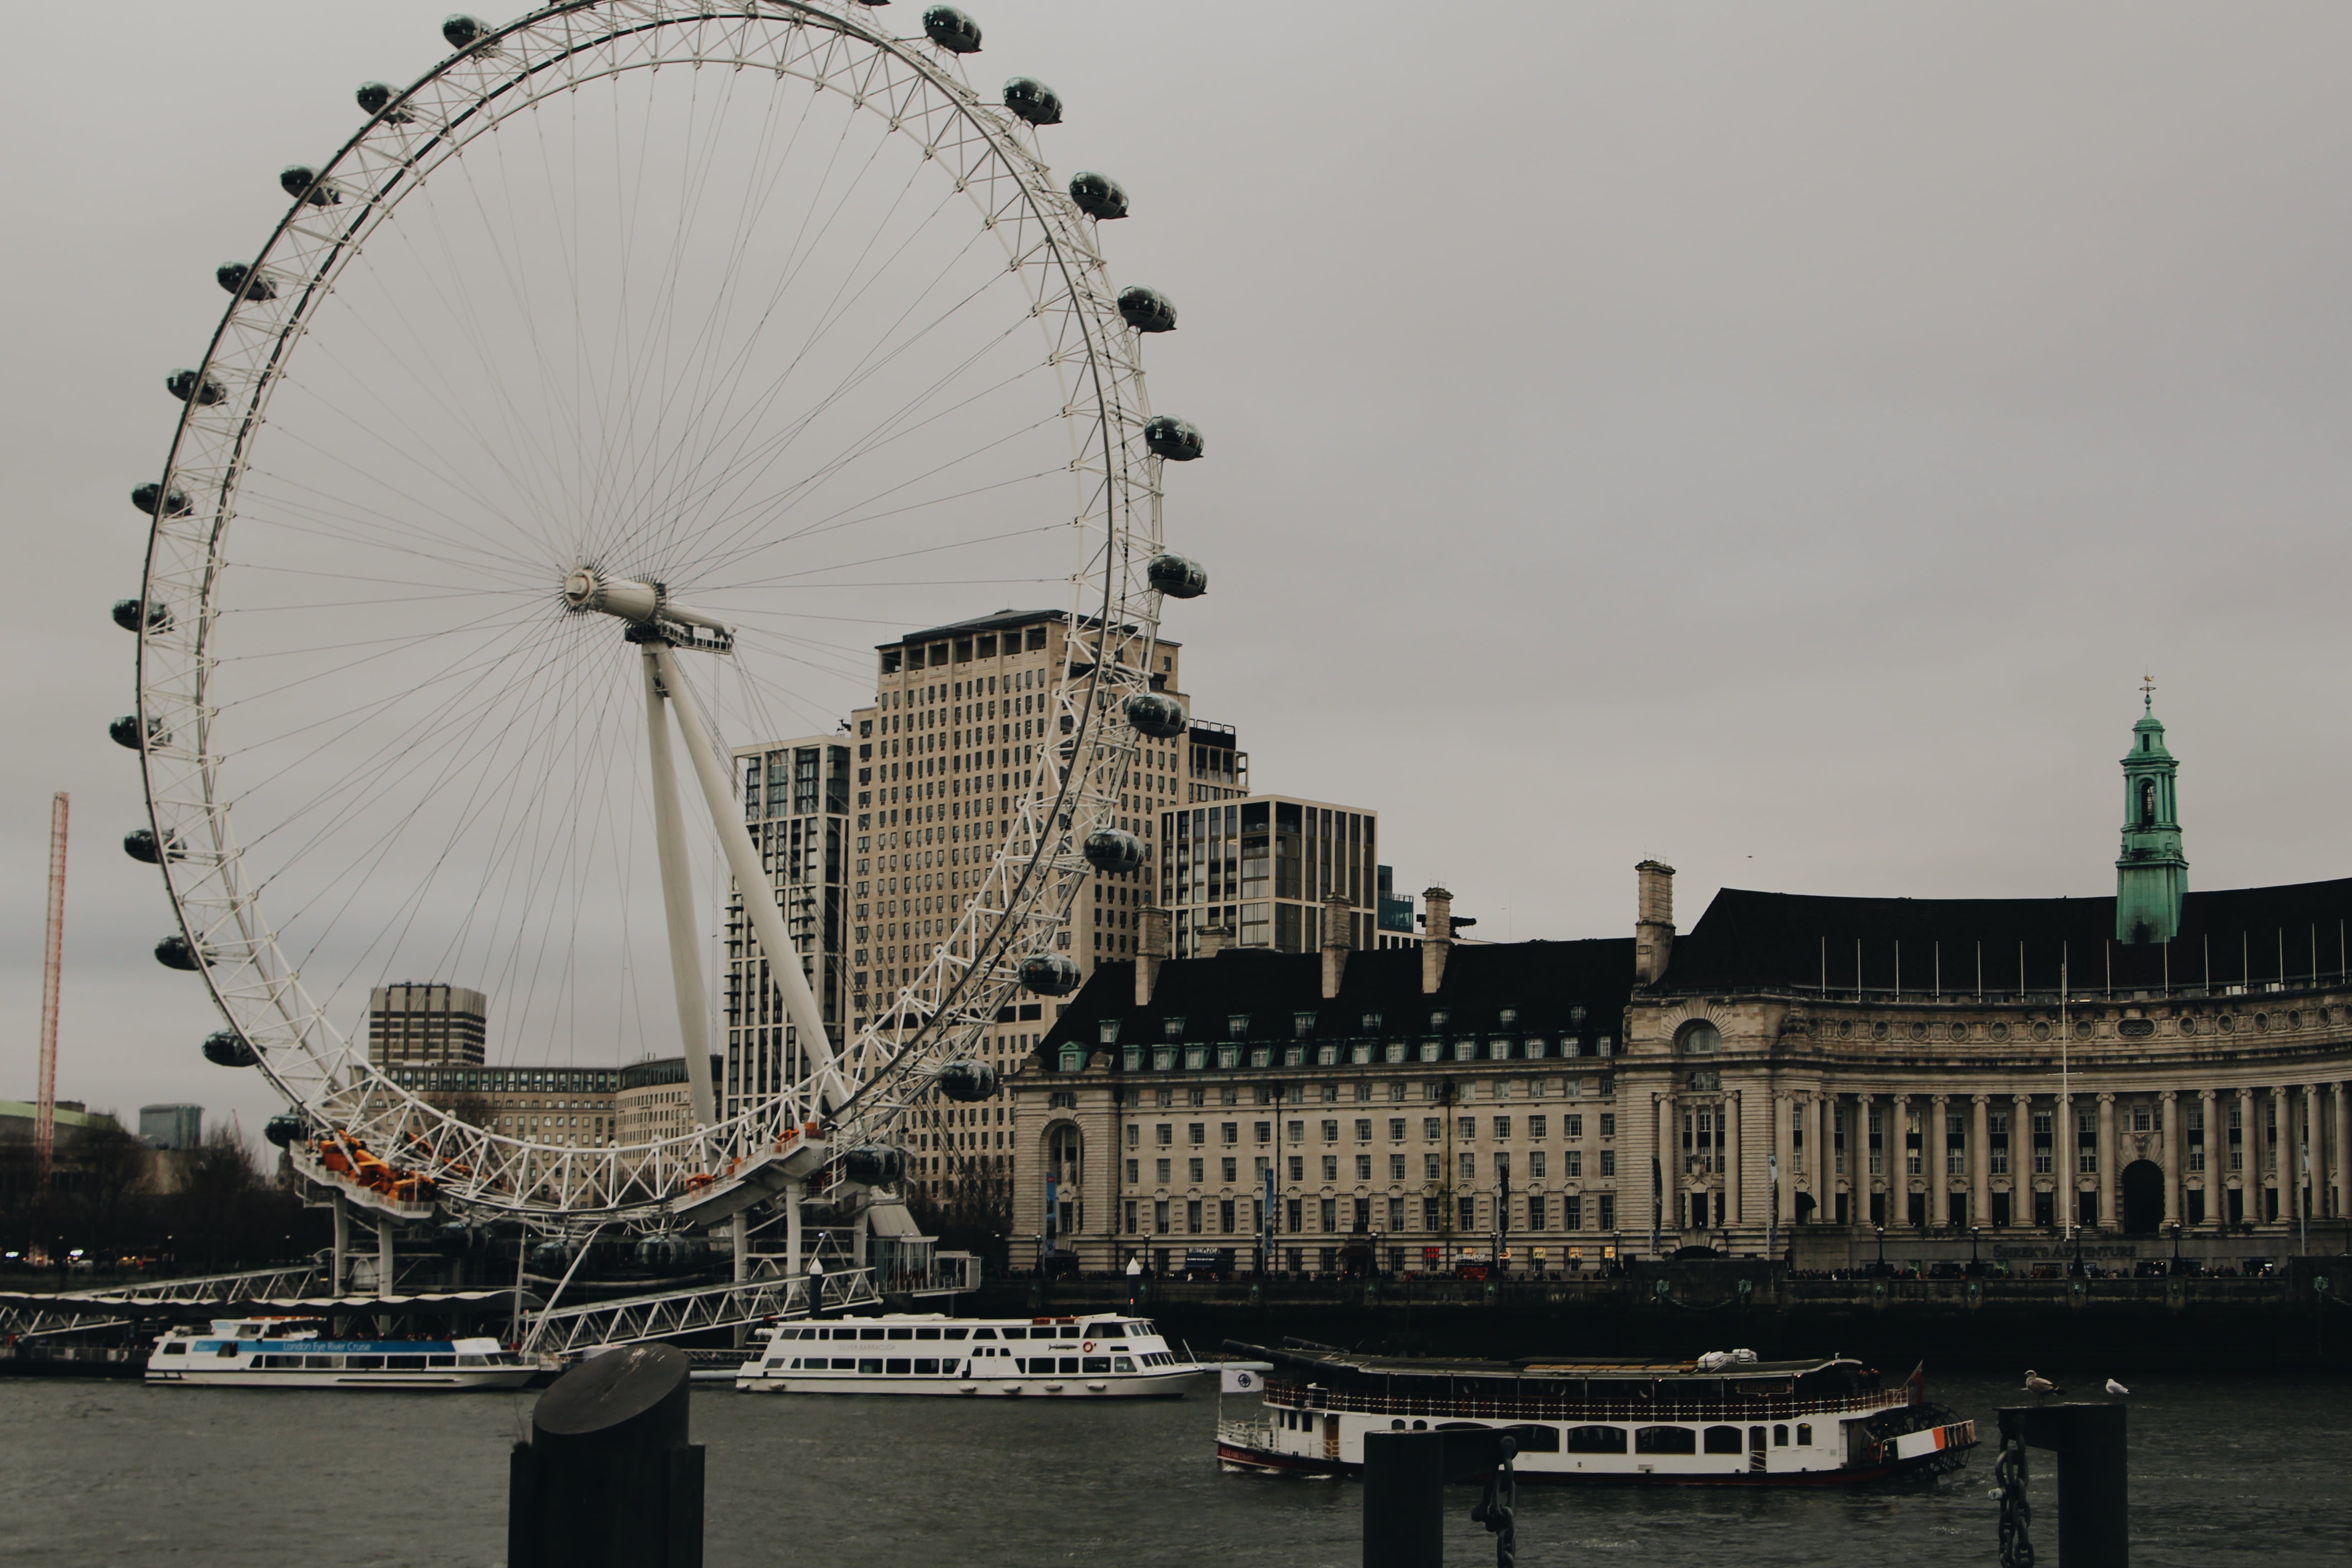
[1997,1403,2127,1568]
[510,1344,705,1568]
[1364,1426,1537,1568]
[1364,1431,1448,1568]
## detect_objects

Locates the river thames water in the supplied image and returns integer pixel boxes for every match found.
[0,1368,2342,1566]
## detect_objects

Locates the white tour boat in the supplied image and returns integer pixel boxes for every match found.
[1216,1342,1975,1486]
[146,1317,538,1389]
[734,1312,1208,1397]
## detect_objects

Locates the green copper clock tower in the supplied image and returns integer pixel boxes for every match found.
[2115,685,2186,945]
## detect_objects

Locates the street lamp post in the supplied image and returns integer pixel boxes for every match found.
[1874,1223,1886,1273]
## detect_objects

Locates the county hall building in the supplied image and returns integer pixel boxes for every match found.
[1009,699,2352,1271]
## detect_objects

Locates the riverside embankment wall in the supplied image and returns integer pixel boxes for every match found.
[965,1259,2352,1372]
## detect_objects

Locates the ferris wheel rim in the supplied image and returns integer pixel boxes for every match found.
[130,0,1167,1220]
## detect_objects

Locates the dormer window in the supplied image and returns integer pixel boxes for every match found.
[1293,1010,1316,1039]
[1498,1007,1519,1027]
[1568,1005,1587,1026]
[1161,1015,1185,1041]
[1098,1019,1122,1045]
[1225,1013,1250,1040]
[1360,1010,1382,1034]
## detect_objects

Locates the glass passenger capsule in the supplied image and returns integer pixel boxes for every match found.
[165,369,225,406]
[1068,171,1128,220]
[843,1145,908,1185]
[1003,77,1061,125]
[202,1029,259,1068]
[215,263,275,302]
[1021,953,1082,995]
[131,482,191,517]
[355,81,414,122]
[1117,285,1176,333]
[110,715,167,750]
[1084,828,1147,874]
[154,935,201,971]
[279,165,338,205]
[936,1060,1001,1101]
[442,15,493,50]
[1146,553,1207,599]
[113,598,171,634]
[263,1113,308,1148]
[1125,692,1187,738]
[1142,415,1203,461]
[922,6,982,53]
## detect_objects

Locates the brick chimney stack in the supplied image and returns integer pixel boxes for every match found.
[1135,906,1170,1005]
[1634,860,1676,986]
[1421,886,1454,995]
[1321,893,1354,1000]
[1196,922,1233,959]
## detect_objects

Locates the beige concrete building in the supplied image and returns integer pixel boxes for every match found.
[848,608,1247,1210]
[367,983,487,1068]
[617,1056,721,1146]
[387,1063,619,1148]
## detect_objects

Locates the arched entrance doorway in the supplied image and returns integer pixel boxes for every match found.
[2121,1160,2164,1234]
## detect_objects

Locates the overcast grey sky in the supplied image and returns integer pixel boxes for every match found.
[8,2,2352,1142]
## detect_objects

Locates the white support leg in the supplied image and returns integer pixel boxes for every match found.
[376,1218,395,1297]
[652,644,850,1115]
[642,647,719,1130]
[331,1189,348,1298]
[785,1179,805,1281]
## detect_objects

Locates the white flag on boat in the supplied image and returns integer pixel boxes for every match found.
[1220,1368,1260,1394]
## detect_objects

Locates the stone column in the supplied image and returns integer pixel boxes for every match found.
[1726,1089,1743,1226]
[2237,1085,2257,1225]
[2196,1087,2218,1226]
[2060,1091,2079,1222]
[1884,1092,1905,1226]
[2295,1086,2314,1232]
[2012,1092,2033,1228]
[1970,1094,1990,1228]
[2160,1090,2180,1228]
[2335,1081,2351,1222]
[1807,1094,1827,1221]
[1656,1090,1677,1242]
[2097,1093,2117,1228]
[1774,1092,1796,1227]
[1929,1094,1950,1228]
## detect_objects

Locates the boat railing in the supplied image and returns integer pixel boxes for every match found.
[1264,1380,1912,1424]
[1218,1418,1274,1449]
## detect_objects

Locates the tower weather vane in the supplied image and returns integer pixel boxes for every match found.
[2141,673,2156,710]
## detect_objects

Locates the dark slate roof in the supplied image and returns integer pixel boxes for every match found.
[1661,877,2352,995]
[880,608,1181,650]
[1038,938,1637,1056]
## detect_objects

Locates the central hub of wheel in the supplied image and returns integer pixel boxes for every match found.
[563,568,659,622]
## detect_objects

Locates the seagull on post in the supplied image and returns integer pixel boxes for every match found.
[2104,1377,2129,1397]
[2024,1370,2061,1400]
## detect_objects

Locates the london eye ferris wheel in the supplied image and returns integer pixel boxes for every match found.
[118,3,1209,1227]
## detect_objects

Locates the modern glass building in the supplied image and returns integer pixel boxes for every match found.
[1159,795,1380,958]
[724,737,854,1122]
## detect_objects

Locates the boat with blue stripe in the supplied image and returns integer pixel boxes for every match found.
[146,1317,538,1389]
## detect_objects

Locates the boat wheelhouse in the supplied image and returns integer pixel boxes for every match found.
[1215,1343,1974,1485]
[734,1313,1206,1397]
[146,1318,537,1389]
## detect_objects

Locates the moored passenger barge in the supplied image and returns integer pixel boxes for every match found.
[1216,1343,1973,1485]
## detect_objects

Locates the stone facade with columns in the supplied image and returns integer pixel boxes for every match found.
[1617,861,2352,1264]
[1008,701,2352,1271]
